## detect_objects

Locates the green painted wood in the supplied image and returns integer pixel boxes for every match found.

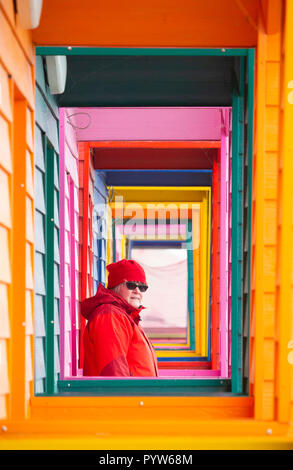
[187,219,196,350]
[45,139,55,394]
[35,48,251,108]
[53,190,60,382]
[231,57,245,394]
[54,152,59,190]
[56,378,231,396]
[34,47,254,397]
[35,61,61,395]
[243,62,250,392]
[54,190,60,228]
[36,47,249,57]
[34,123,46,394]
[36,47,254,108]
[57,56,236,107]
[112,217,116,262]
[54,335,60,376]
[244,49,255,393]
[125,218,196,352]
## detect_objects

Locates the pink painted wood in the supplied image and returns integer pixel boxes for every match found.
[62,373,220,379]
[60,108,81,378]
[67,107,222,141]
[228,111,232,377]
[59,106,232,379]
[158,370,221,377]
[69,175,77,376]
[59,108,66,380]
[220,108,230,378]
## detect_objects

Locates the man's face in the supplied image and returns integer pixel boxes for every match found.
[118,281,143,309]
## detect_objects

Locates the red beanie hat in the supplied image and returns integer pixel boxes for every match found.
[106,259,147,288]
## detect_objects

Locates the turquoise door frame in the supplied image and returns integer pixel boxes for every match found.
[35,46,254,397]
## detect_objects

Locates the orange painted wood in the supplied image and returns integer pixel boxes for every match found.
[26,108,33,152]
[0,226,11,284]
[0,340,9,399]
[252,0,282,421]
[0,0,15,27]
[10,98,27,419]
[25,290,33,336]
[0,115,12,173]
[0,168,12,228]
[25,242,34,290]
[0,283,10,338]
[29,396,254,422]
[9,416,291,438]
[26,151,34,199]
[14,16,34,65]
[0,10,34,107]
[264,152,278,200]
[275,0,293,423]
[0,62,13,122]
[0,1,34,63]
[253,18,270,419]
[25,197,34,244]
[32,0,257,47]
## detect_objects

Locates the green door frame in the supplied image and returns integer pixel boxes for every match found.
[44,137,58,394]
[35,46,254,397]
[121,217,196,353]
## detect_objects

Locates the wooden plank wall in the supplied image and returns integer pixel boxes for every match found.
[0,0,292,440]
[62,110,80,376]
[250,0,281,420]
[34,56,60,392]
[243,61,251,394]
[228,113,232,378]
[0,1,35,419]
[88,155,95,297]
[276,0,293,425]
[78,143,94,371]
[32,0,258,47]
[0,55,13,419]
[211,153,220,370]
[93,171,108,289]
[34,123,47,393]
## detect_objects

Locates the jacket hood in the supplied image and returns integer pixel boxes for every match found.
[80,283,145,324]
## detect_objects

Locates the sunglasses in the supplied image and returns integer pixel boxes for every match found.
[125,281,148,293]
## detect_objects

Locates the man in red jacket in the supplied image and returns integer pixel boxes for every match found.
[81,259,159,377]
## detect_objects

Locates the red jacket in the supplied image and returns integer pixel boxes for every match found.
[81,284,159,377]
